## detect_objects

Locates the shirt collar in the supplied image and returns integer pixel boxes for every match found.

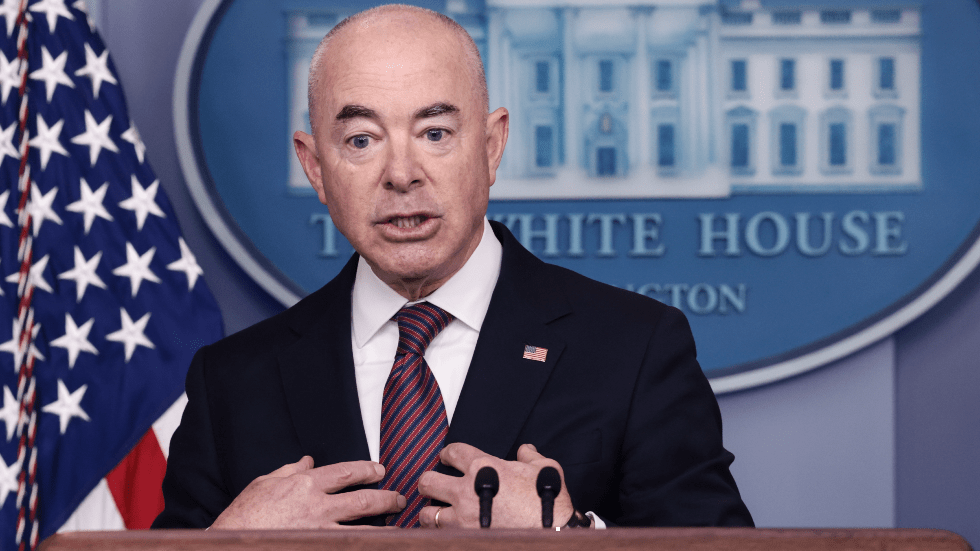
[351,218,502,349]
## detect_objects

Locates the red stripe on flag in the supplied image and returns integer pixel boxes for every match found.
[105,430,167,529]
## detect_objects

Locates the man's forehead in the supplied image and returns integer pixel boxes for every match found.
[308,7,486,131]
[324,64,466,107]
[324,27,462,84]
[321,42,474,119]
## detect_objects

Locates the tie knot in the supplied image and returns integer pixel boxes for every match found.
[395,302,453,357]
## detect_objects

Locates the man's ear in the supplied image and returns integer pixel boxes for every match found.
[485,107,509,186]
[293,130,328,204]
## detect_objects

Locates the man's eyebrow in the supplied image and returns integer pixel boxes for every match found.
[414,103,459,120]
[335,105,378,121]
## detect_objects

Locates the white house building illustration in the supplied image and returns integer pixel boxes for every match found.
[287,0,921,199]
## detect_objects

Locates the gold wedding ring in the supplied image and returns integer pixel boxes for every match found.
[434,506,444,529]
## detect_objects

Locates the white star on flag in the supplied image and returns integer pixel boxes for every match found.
[30,0,75,33]
[105,308,154,362]
[0,321,44,370]
[72,0,96,31]
[0,121,18,165]
[0,0,22,37]
[5,253,54,294]
[0,452,20,508]
[42,379,90,434]
[167,237,204,290]
[71,110,119,166]
[66,178,113,234]
[118,175,165,230]
[112,242,160,297]
[120,125,146,164]
[0,385,18,440]
[74,43,117,99]
[28,114,70,171]
[0,51,19,105]
[50,313,98,368]
[29,45,74,103]
[0,190,13,228]
[58,246,107,302]
[27,184,63,237]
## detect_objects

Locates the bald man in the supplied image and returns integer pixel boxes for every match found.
[154,4,752,530]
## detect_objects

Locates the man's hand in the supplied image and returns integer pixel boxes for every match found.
[416,443,574,528]
[210,456,406,529]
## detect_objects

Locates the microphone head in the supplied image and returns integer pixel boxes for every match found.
[536,466,561,497]
[474,466,500,497]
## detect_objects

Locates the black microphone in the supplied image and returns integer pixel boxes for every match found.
[536,466,561,528]
[474,466,499,528]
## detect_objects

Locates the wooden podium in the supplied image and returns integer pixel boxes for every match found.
[40,528,972,551]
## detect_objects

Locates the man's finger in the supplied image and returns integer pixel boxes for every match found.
[439,442,489,472]
[516,443,546,464]
[307,461,386,494]
[265,455,313,479]
[416,471,458,504]
[328,489,407,523]
[419,505,456,529]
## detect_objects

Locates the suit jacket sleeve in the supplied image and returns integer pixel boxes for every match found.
[614,306,752,526]
[152,345,230,528]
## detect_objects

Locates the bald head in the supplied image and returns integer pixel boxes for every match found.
[306,4,488,136]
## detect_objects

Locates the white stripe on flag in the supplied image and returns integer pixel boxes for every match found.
[56,479,125,533]
[152,393,188,460]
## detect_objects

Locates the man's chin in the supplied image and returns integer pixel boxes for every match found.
[367,256,445,287]
[360,237,477,295]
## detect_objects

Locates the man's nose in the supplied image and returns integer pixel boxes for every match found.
[383,136,423,192]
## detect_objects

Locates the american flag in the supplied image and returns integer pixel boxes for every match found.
[0,1,223,549]
[523,345,548,362]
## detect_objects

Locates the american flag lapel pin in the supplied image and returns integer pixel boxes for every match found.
[523,344,548,362]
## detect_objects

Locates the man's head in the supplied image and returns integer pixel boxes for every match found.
[294,4,508,301]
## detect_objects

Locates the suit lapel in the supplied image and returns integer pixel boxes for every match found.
[277,255,372,466]
[447,222,571,461]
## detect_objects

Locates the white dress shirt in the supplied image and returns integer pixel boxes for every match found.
[351,218,502,463]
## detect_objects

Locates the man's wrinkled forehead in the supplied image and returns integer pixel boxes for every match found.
[325,28,471,102]
[307,6,488,134]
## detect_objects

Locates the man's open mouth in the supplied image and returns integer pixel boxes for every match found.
[388,215,429,229]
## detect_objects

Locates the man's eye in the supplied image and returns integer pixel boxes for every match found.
[351,135,370,149]
[426,129,445,142]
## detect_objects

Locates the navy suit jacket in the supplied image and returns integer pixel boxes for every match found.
[153,222,752,528]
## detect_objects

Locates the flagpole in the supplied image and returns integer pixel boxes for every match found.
[12,0,39,549]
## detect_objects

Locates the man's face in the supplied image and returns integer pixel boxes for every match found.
[294,15,508,298]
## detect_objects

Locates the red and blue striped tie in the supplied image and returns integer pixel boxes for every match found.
[379,302,454,527]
